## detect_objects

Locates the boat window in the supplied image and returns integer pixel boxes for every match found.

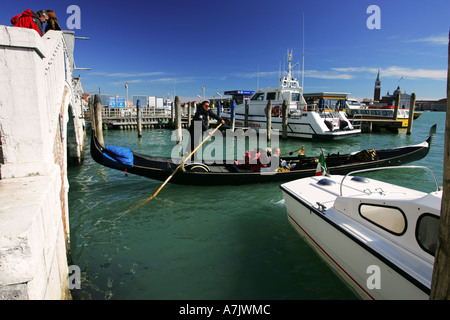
[251,93,265,101]
[359,204,406,235]
[347,100,360,106]
[416,214,439,256]
[292,93,300,101]
[267,92,276,100]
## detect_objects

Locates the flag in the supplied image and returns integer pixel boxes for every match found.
[315,152,327,176]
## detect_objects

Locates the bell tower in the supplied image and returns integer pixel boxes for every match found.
[374,70,381,102]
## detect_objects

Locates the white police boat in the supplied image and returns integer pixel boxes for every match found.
[221,51,361,140]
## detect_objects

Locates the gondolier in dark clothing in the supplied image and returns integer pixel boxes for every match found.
[188,101,225,161]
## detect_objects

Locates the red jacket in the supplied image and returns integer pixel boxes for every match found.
[240,150,268,171]
[11,9,43,36]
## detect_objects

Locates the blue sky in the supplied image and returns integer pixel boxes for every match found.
[2,0,449,101]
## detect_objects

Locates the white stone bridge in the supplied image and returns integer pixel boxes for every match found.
[0,26,86,299]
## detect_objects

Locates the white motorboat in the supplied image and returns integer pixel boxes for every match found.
[221,51,361,140]
[280,166,441,300]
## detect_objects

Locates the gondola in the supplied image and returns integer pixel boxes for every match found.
[90,125,435,186]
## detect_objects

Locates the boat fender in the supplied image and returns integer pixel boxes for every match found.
[324,120,333,131]
[339,119,349,130]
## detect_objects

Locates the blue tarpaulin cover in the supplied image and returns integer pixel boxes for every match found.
[103,145,134,168]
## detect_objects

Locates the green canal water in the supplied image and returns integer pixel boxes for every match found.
[68,111,445,300]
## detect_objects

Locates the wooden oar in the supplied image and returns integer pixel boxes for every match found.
[130,122,223,210]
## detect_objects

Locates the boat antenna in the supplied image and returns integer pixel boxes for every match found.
[301,12,305,88]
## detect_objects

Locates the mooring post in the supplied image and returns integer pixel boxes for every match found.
[94,94,104,147]
[282,100,288,140]
[231,100,236,131]
[171,99,175,125]
[217,100,221,117]
[188,101,192,128]
[88,96,94,126]
[430,31,450,300]
[407,93,416,135]
[394,93,401,121]
[175,96,182,143]
[137,99,142,138]
[245,99,249,128]
[266,100,272,141]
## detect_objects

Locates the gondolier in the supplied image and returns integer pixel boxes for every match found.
[188,101,225,160]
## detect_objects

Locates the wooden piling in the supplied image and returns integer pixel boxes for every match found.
[94,94,104,147]
[394,93,401,121]
[282,100,288,140]
[137,99,142,138]
[175,96,182,143]
[188,102,192,128]
[266,100,272,141]
[171,99,175,124]
[407,93,416,135]
[88,96,94,127]
[430,31,450,300]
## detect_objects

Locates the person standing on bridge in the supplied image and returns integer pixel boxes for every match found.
[44,10,61,33]
[11,9,47,36]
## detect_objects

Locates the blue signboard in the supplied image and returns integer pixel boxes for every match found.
[108,97,116,108]
[224,90,255,96]
[117,97,125,108]
[108,96,126,108]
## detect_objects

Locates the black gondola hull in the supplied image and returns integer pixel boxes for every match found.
[90,125,435,186]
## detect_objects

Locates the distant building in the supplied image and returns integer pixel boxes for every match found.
[374,70,381,101]
[416,99,447,112]
[379,86,411,108]
[372,72,411,108]
[368,72,446,111]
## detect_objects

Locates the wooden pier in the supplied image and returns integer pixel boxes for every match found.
[86,103,191,130]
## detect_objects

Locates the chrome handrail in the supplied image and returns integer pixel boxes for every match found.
[339,166,440,196]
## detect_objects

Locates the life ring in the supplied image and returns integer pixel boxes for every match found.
[272,106,281,117]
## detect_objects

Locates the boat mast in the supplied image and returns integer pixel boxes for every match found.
[287,49,293,79]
